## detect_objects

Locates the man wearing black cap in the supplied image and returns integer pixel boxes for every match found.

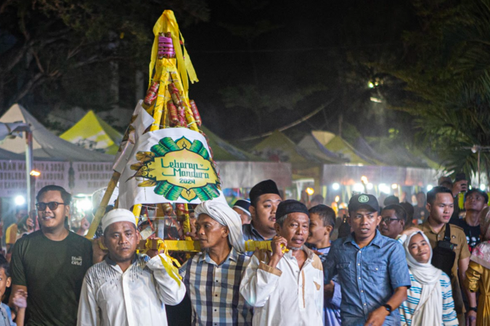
[243,180,282,246]
[232,199,252,225]
[240,200,323,325]
[451,188,488,253]
[324,194,410,326]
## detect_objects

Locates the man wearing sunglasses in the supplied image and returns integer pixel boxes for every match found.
[9,185,93,326]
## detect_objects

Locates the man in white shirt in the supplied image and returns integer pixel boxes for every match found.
[240,200,324,325]
[77,208,185,326]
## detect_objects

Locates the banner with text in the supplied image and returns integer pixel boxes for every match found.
[118,128,221,208]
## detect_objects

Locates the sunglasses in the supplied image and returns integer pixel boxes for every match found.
[381,217,401,224]
[36,202,65,211]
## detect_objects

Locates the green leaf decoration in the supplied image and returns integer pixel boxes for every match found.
[192,184,219,201]
[189,140,210,160]
[160,137,180,151]
[151,144,168,156]
[154,181,182,201]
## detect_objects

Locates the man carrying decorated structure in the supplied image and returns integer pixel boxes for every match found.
[240,200,324,325]
[180,198,252,325]
[77,208,185,325]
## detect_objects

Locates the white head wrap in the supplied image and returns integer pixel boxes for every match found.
[195,199,245,253]
[403,231,443,326]
[101,208,137,232]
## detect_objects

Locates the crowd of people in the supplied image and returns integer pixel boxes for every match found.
[0,172,488,326]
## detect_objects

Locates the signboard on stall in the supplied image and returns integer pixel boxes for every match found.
[0,160,115,197]
[71,162,114,194]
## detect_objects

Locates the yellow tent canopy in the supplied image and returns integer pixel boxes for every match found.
[311,131,381,165]
[60,110,123,155]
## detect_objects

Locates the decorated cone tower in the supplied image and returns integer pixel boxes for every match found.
[85,11,222,281]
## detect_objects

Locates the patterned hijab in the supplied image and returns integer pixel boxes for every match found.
[470,207,490,270]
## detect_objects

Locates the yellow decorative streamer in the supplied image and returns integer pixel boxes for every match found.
[149,10,198,96]
[244,240,290,253]
[146,238,183,286]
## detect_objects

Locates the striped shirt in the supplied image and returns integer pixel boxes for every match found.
[399,270,458,326]
[179,248,252,326]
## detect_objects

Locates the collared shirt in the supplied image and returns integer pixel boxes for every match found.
[0,303,14,326]
[324,230,411,326]
[179,248,252,326]
[240,246,324,326]
[77,255,185,326]
[242,223,265,242]
[242,223,274,256]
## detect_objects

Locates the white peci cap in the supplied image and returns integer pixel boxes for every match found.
[101,208,137,232]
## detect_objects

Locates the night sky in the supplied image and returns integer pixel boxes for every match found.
[181,0,416,143]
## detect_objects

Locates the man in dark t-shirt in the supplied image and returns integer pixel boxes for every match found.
[10,185,93,326]
[450,188,488,253]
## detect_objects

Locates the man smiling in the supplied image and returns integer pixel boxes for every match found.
[240,200,324,325]
[324,194,410,326]
[10,185,93,326]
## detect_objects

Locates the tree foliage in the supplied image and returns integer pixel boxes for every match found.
[0,0,209,116]
[391,0,490,181]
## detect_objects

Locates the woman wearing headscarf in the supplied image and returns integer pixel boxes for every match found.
[179,198,253,325]
[399,230,458,325]
[465,206,490,326]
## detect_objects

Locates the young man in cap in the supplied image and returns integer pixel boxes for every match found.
[379,204,407,239]
[450,188,488,252]
[240,200,324,325]
[233,199,252,225]
[417,186,472,325]
[324,194,410,326]
[180,198,252,325]
[10,185,93,326]
[77,208,185,326]
[242,179,282,245]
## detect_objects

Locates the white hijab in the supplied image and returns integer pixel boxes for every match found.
[195,199,245,253]
[404,231,443,326]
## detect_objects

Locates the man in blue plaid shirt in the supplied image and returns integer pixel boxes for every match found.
[179,198,253,326]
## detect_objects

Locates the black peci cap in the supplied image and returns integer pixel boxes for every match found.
[276,199,309,219]
[249,179,280,205]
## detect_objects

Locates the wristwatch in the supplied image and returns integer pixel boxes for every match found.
[383,304,393,314]
[469,306,478,312]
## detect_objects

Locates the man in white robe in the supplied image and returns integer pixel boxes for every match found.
[240,200,324,326]
[77,208,185,326]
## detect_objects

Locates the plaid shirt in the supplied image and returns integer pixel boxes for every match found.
[179,248,252,326]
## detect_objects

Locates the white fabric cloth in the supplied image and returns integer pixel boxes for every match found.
[195,199,245,253]
[77,255,185,326]
[402,231,443,326]
[239,246,324,326]
[101,208,136,232]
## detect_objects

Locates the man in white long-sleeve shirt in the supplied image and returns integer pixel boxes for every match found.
[77,209,185,326]
[240,200,324,326]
